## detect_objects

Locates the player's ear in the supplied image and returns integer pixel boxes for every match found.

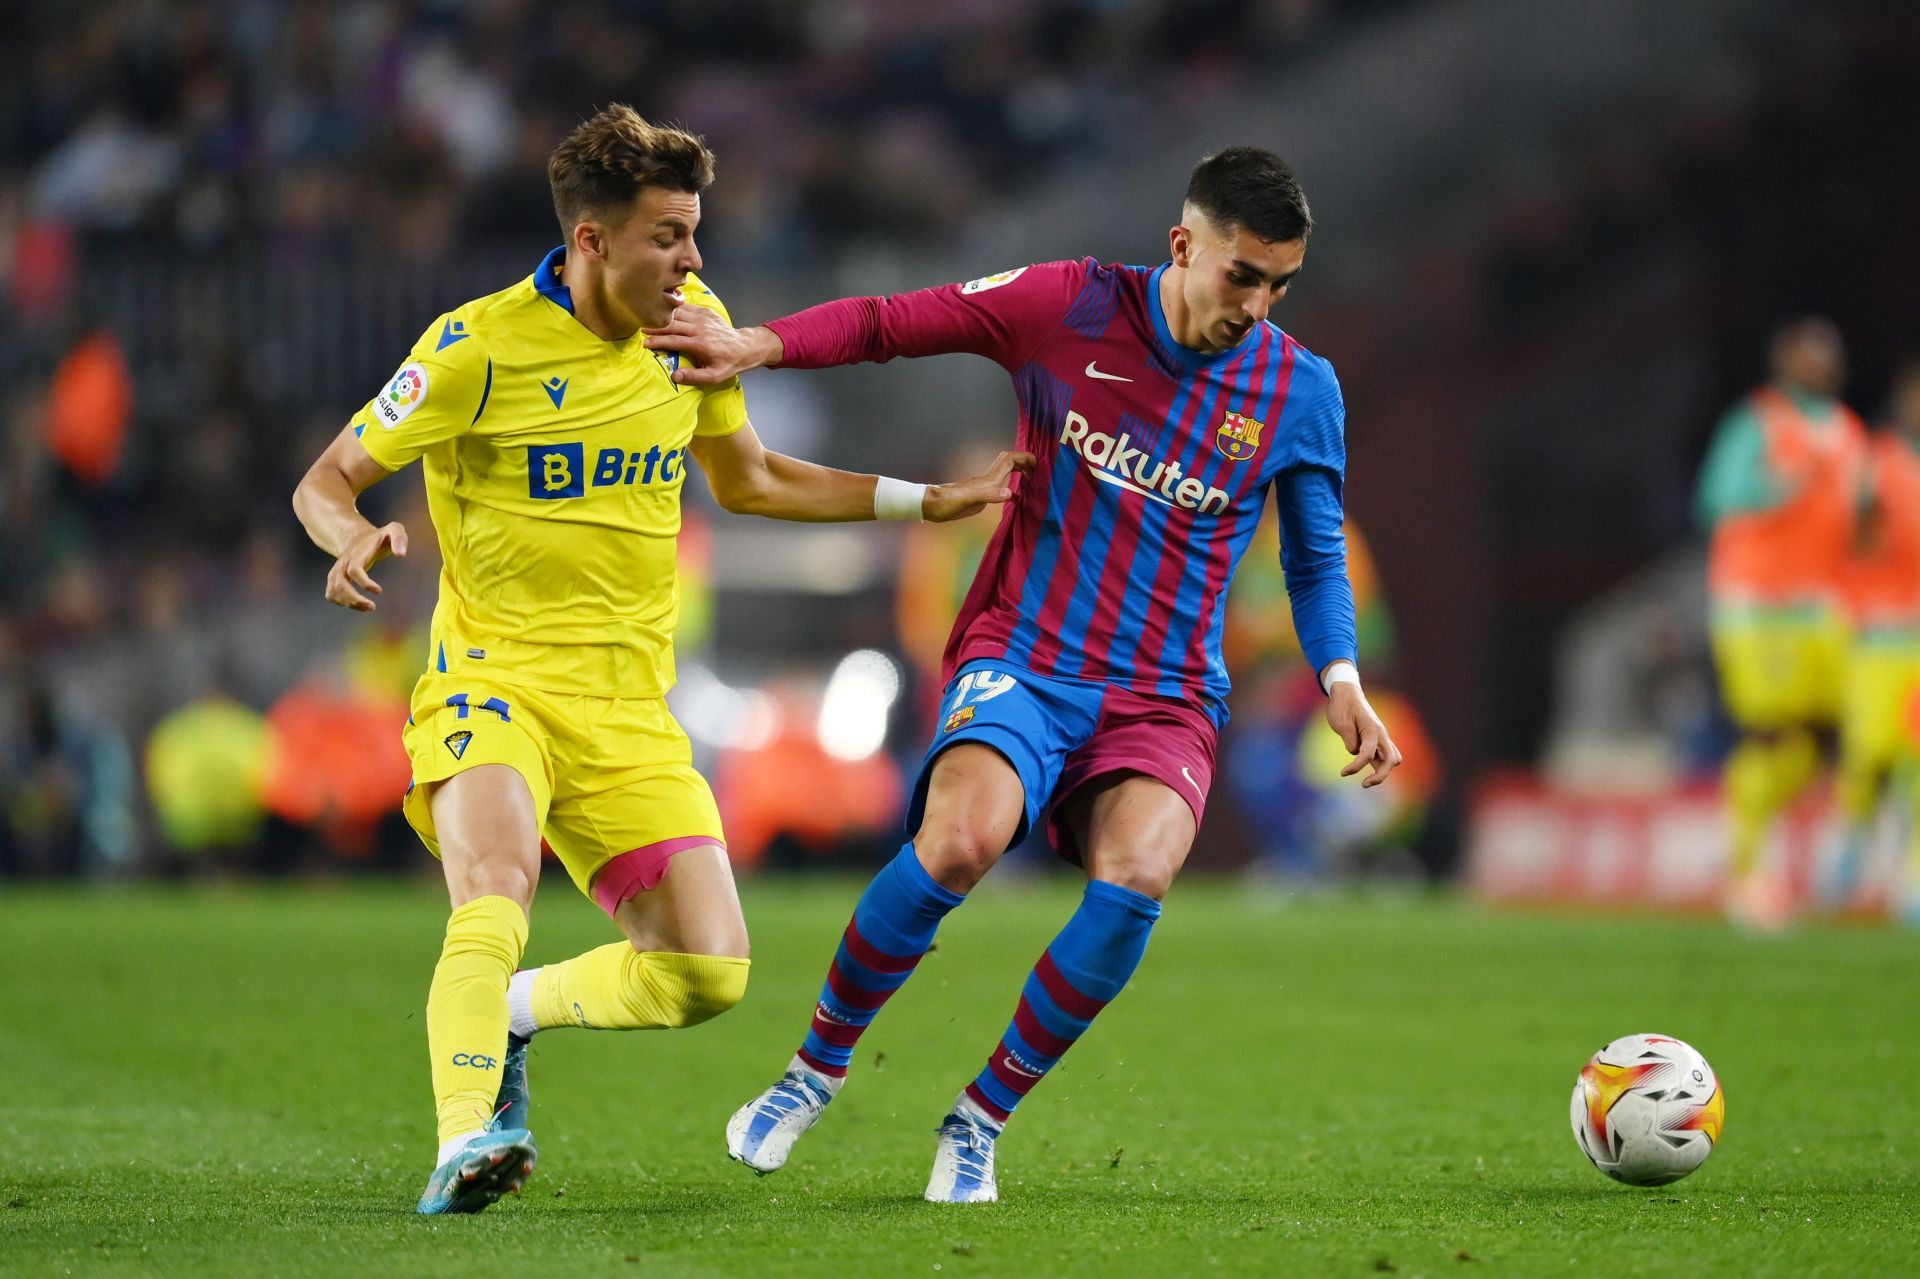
[572,218,606,261]
[1169,223,1193,269]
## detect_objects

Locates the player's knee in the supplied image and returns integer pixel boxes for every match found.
[915,825,1003,893]
[450,860,537,911]
[1093,857,1177,902]
[652,953,749,1028]
[634,918,749,962]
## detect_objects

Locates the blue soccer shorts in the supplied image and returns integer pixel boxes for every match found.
[906,658,1218,862]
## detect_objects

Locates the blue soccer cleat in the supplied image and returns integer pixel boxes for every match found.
[725,1067,836,1174]
[495,1033,531,1132]
[415,1126,538,1215]
[924,1108,1001,1204]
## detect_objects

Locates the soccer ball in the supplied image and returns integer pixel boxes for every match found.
[1570,1034,1724,1186]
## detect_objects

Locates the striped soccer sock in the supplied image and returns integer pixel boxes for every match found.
[963,878,1161,1125]
[795,843,965,1079]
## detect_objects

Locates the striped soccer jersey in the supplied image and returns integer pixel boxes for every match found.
[768,258,1357,726]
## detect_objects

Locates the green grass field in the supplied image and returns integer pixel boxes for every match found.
[3,877,1916,1277]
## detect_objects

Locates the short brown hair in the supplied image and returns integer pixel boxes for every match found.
[548,104,715,236]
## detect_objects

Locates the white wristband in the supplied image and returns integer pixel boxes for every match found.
[874,476,927,522]
[1320,660,1360,695]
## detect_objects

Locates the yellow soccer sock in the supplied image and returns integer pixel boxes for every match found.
[1724,736,1778,877]
[427,895,529,1145]
[1726,731,1821,877]
[1773,729,1821,807]
[1834,749,1883,829]
[1904,771,1920,893]
[531,944,748,1032]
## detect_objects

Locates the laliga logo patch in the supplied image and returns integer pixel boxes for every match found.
[375,362,429,428]
[944,704,977,733]
[1215,411,1264,461]
[444,729,473,760]
[961,267,1027,295]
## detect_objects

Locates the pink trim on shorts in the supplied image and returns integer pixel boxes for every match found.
[590,835,725,917]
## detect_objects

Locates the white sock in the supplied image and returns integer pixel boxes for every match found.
[436,1128,487,1166]
[507,968,540,1040]
[787,1053,844,1097]
[951,1089,1002,1132]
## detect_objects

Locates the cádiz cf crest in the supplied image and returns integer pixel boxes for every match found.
[1215,411,1264,461]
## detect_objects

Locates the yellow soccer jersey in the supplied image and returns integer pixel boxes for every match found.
[351,246,748,696]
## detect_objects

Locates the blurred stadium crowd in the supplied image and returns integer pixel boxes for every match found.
[3,0,1440,879]
[3,0,1364,256]
[6,1,1919,903]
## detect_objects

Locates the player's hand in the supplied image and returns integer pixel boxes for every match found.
[326,521,408,613]
[642,306,782,386]
[922,451,1036,522]
[1326,682,1401,788]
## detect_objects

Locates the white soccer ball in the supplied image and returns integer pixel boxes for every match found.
[1570,1033,1724,1186]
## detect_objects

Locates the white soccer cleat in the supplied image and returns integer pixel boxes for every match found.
[726,1066,836,1174]
[924,1107,1001,1204]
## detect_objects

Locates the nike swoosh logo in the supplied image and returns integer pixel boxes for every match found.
[1085,466,1181,509]
[1181,766,1204,798]
[1085,362,1132,382]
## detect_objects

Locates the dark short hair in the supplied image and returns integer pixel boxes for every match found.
[1769,314,1841,354]
[1185,147,1312,243]
[549,104,714,236]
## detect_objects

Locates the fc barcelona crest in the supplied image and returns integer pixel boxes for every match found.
[1215,411,1264,461]
[943,705,977,734]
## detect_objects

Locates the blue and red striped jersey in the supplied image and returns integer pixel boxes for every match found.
[767,258,1357,726]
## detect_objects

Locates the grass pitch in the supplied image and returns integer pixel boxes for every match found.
[2,876,1916,1277]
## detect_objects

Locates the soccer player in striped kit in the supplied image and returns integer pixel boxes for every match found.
[649,147,1401,1203]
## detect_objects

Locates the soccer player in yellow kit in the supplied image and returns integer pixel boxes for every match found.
[1695,318,1864,927]
[1829,360,1920,920]
[292,106,1030,1214]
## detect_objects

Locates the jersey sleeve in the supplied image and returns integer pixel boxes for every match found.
[682,274,750,438]
[765,259,1086,372]
[1692,404,1779,530]
[351,313,491,471]
[1275,357,1358,676]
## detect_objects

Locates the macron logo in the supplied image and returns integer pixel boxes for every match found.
[1061,411,1230,515]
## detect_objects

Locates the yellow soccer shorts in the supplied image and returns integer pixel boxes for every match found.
[1709,605,1846,729]
[400,672,725,915]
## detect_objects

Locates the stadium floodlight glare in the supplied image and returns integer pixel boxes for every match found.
[672,662,783,751]
[817,649,902,761]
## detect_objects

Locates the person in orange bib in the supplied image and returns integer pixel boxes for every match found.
[1830,361,1920,920]
[1695,317,1867,927]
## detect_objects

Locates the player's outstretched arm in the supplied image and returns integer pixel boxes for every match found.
[688,422,1034,524]
[292,424,408,612]
[645,308,784,386]
[1322,670,1402,788]
[646,262,1075,384]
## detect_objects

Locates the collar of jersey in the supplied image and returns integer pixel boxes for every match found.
[1147,263,1262,369]
[1769,383,1837,420]
[534,244,576,316]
